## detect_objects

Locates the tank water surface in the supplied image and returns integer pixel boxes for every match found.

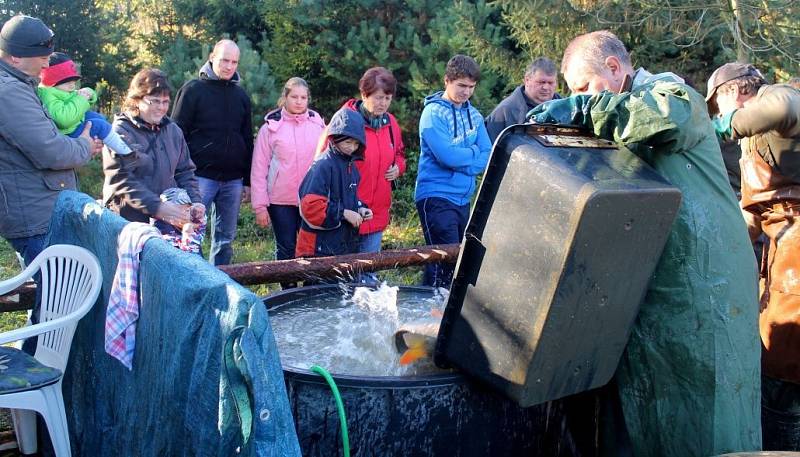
[269,283,446,376]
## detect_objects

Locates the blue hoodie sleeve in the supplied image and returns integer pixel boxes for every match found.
[420,104,487,170]
[455,119,492,176]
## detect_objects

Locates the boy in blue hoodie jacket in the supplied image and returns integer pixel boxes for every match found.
[415,54,492,288]
[296,108,373,259]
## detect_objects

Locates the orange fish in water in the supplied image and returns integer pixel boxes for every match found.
[394,318,441,366]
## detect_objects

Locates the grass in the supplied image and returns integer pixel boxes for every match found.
[0,236,27,333]
[0,155,427,328]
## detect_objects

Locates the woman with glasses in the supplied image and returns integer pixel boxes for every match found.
[102,68,204,229]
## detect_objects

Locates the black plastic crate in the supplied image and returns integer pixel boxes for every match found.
[435,124,682,407]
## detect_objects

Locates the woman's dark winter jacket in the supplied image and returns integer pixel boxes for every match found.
[171,61,253,185]
[103,112,201,223]
[296,109,367,257]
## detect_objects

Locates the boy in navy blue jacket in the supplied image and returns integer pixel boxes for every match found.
[297,109,373,258]
[415,55,492,288]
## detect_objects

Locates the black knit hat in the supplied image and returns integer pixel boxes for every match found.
[0,15,54,57]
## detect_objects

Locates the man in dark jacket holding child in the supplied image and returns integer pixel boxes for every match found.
[0,15,100,265]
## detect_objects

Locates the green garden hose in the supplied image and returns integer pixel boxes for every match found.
[310,365,350,457]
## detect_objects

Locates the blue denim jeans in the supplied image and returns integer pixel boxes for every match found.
[416,197,469,288]
[197,177,242,266]
[7,233,47,354]
[762,374,800,450]
[358,231,383,254]
[357,231,383,286]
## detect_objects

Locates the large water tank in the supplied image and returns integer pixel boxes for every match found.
[265,285,594,457]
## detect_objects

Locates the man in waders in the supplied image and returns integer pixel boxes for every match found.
[529,30,761,456]
[708,62,800,451]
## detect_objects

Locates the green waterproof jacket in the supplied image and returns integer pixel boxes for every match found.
[532,69,761,456]
[37,85,97,135]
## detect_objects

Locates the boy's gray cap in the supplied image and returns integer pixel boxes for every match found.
[0,15,54,57]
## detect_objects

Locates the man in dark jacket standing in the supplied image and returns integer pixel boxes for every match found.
[485,57,560,142]
[0,15,100,266]
[172,39,253,265]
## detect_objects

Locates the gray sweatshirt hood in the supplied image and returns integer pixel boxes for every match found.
[199,60,241,84]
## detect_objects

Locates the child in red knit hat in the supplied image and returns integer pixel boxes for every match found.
[37,52,132,156]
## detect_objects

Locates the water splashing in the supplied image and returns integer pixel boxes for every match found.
[270,283,447,376]
[348,282,399,319]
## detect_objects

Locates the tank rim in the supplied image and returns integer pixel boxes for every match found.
[282,365,466,388]
[263,283,440,305]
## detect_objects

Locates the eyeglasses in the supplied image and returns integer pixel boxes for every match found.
[142,97,170,107]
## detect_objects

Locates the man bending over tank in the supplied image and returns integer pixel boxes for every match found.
[529,30,761,456]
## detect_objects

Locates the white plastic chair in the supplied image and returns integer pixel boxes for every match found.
[0,245,102,456]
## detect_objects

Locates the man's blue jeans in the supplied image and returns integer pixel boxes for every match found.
[7,233,47,354]
[197,177,242,266]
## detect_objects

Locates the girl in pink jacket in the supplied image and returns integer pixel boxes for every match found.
[251,77,325,286]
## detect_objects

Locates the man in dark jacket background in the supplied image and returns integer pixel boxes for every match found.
[485,57,560,142]
[172,39,253,265]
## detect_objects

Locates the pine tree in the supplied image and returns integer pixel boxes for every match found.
[259,0,510,149]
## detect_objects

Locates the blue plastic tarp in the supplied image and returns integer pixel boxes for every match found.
[47,191,300,457]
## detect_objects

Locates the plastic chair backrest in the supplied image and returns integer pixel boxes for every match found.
[0,245,102,371]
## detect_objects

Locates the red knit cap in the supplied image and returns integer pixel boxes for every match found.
[40,52,80,87]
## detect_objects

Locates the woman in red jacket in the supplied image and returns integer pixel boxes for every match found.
[342,67,406,283]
